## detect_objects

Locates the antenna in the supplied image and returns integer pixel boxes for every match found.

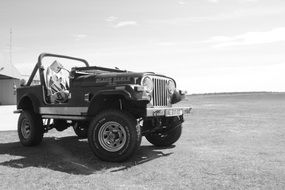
[9,28,12,65]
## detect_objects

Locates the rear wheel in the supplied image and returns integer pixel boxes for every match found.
[73,121,88,138]
[88,110,141,162]
[145,117,182,147]
[18,110,44,146]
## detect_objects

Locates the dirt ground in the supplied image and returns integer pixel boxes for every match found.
[0,93,284,189]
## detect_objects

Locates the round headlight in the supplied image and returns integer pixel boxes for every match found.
[168,80,176,94]
[142,77,153,93]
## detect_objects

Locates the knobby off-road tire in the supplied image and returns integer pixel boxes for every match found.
[145,117,182,147]
[88,110,142,162]
[18,110,44,146]
[73,121,88,139]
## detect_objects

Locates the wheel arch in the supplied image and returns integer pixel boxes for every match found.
[87,93,127,117]
[17,94,41,113]
[87,90,148,118]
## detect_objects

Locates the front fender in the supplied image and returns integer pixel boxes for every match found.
[91,85,150,102]
[91,89,132,100]
[87,86,150,116]
[86,90,130,116]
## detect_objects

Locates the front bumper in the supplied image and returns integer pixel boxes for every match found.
[146,107,191,117]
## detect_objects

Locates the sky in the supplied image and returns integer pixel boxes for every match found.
[0,0,284,93]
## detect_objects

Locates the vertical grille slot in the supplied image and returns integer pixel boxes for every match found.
[152,77,168,106]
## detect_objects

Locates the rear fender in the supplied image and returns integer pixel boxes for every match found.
[18,94,41,113]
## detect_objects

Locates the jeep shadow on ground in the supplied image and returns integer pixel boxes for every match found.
[0,136,173,175]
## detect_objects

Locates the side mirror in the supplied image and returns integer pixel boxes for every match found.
[20,79,26,86]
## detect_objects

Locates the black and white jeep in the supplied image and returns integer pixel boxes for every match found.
[15,53,191,162]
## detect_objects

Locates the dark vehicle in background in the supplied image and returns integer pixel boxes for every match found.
[14,53,191,162]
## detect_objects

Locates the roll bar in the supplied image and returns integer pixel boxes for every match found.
[26,53,89,86]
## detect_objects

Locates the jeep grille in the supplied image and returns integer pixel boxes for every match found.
[152,77,168,106]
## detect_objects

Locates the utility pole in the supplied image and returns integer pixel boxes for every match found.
[9,28,12,65]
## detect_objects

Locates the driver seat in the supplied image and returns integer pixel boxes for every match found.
[45,61,70,103]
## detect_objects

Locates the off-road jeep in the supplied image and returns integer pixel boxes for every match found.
[14,53,191,162]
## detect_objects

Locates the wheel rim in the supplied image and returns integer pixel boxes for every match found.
[98,121,127,152]
[21,118,31,139]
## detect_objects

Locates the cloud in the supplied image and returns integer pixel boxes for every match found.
[105,16,119,22]
[178,1,186,5]
[238,0,260,2]
[208,0,259,3]
[205,27,285,48]
[208,0,219,3]
[105,16,138,28]
[156,42,176,46]
[147,5,285,26]
[114,21,138,28]
[73,34,87,41]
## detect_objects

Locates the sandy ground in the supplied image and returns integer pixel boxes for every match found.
[0,105,19,131]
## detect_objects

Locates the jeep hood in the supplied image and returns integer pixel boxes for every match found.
[72,71,173,87]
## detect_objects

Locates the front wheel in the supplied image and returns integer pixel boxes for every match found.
[88,110,141,162]
[145,117,182,147]
[18,110,44,146]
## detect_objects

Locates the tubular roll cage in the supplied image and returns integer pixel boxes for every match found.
[26,53,90,87]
